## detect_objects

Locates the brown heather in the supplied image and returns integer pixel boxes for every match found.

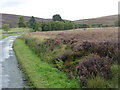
[21,27,119,87]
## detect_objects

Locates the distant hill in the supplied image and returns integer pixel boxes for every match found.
[0,13,118,28]
[74,15,118,26]
[0,13,52,28]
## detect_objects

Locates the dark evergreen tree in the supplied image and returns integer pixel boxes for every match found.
[29,16,36,29]
[52,14,63,21]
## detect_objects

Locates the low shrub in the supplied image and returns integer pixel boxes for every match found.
[78,54,112,86]
[72,40,119,63]
[92,41,119,62]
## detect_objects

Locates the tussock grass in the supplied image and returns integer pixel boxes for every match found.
[13,39,80,88]
[87,76,108,88]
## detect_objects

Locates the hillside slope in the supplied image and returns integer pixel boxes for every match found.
[1,13,52,27]
[74,15,118,25]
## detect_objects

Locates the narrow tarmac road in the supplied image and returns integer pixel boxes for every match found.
[0,36,26,88]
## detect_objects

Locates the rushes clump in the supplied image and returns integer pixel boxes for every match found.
[87,76,108,88]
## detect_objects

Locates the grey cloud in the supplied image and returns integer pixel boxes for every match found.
[0,0,26,7]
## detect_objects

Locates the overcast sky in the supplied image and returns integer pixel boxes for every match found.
[0,0,119,20]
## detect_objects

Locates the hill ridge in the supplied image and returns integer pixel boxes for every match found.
[0,13,118,28]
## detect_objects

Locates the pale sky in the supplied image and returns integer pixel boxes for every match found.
[0,0,119,20]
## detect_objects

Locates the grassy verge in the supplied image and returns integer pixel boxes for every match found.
[0,34,17,40]
[0,33,24,40]
[13,39,80,88]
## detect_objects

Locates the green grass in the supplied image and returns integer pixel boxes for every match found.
[2,28,31,34]
[13,39,80,88]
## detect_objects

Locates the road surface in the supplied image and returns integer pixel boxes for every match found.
[0,36,26,88]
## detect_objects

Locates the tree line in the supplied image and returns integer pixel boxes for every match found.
[18,14,77,32]
[18,14,102,31]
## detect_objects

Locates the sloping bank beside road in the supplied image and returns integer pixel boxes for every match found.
[13,38,80,88]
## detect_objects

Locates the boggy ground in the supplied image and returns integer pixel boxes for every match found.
[20,27,119,88]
